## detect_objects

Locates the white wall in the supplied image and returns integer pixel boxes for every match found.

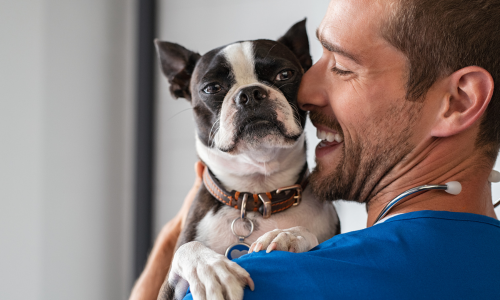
[0,0,135,299]
[493,161,500,217]
[155,0,500,237]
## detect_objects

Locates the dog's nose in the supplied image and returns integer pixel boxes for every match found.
[235,86,268,107]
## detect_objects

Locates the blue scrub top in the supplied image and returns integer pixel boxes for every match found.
[184,210,500,299]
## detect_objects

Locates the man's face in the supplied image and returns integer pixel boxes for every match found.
[299,0,425,202]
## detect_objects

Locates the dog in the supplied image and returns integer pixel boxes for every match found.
[155,20,340,300]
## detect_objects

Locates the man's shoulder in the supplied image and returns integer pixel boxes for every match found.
[235,210,500,299]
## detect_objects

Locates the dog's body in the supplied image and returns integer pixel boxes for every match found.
[155,20,340,300]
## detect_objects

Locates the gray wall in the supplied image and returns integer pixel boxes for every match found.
[0,0,135,299]
[154,0,500,237]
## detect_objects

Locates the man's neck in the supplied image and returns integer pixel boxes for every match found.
[366,132,497,226]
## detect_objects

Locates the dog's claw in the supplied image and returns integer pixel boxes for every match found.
[266,242,277,253]
[247,277,255,291]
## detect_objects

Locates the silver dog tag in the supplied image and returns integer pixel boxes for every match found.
[226,217,254,260]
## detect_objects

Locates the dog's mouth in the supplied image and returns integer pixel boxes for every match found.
[242,118,275,133]
[217,112,303,153]
[216,100,304,153]
[237,115,282,137]
[236,113,303,143]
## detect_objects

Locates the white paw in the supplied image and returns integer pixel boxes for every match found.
[163,241,254,300]
[248,226,319,254]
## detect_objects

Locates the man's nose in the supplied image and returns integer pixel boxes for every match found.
[297,57,330,111]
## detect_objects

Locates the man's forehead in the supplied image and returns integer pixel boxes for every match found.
[318,0,396,64]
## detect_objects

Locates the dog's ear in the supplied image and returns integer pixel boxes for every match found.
[154,40,201,101]
[278,19,312,72]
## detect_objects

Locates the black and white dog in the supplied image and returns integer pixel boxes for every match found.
[155,20,340,300]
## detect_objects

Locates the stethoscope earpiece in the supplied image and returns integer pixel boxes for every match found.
[488,170,500,183]
[444,181,462,195]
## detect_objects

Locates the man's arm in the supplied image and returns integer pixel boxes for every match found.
[129,162,205,300]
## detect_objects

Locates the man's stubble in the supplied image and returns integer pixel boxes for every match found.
[308,99,423,204]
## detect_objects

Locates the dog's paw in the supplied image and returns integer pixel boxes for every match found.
[248,226,319,254]
[163,241,254,300]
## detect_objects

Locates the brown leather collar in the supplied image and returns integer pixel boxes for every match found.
[203,164,309,219]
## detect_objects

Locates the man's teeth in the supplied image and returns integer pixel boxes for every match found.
[325,132,335,142]
[316,129,325,140]
[316,129,344,143]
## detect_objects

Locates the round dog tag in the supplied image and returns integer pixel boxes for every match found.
[225,242,250,260]
[226,217,254,260]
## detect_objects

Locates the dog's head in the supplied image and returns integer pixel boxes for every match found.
[156,20,311,155]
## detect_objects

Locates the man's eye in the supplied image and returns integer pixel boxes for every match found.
[331,66,353,76]
[275,70,294,81]
[203,83,222,94]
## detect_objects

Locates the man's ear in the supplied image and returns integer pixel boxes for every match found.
[154,40,201,101]
[277,19,313,72]
[431,66,494,137]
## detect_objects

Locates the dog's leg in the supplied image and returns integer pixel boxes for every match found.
[157,272,188,300]
[248,226,319,254]
[158,241,254,300]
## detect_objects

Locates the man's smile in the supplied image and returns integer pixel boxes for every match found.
[312,123,344,159]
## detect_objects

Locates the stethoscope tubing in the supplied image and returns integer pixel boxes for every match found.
[375,171,500,224]
[374,184,448,224]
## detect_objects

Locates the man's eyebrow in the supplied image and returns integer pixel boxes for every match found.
[316,28,361,64]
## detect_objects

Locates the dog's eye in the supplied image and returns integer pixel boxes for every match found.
[203,83,222,94]
[275,70,293,81]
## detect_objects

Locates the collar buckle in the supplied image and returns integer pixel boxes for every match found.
[276,184,303,206]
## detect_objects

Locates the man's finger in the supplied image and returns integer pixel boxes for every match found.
[194,161,205,180]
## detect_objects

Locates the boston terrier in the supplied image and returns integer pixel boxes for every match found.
[155,20,340,300]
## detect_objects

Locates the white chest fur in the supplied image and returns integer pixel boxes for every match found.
[195,187,339,255]
[196,134,307,193]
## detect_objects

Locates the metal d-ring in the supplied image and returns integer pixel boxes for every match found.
[231,217,254,241]
[258,193,272,219]
[240,193,249,219]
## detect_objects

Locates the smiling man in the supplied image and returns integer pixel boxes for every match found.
[227,0,500,298]
[303,0,500,225]
[132,0,500,299]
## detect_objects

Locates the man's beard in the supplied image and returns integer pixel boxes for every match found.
[308,101,422,203]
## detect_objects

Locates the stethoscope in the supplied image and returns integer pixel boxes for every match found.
[374,170,500,224]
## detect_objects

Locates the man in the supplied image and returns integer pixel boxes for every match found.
[131,0,500,299]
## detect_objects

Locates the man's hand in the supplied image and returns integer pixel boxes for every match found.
[129,162,205,300]
[248,226,319,254]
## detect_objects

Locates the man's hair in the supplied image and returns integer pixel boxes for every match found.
[382,0,500,160]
